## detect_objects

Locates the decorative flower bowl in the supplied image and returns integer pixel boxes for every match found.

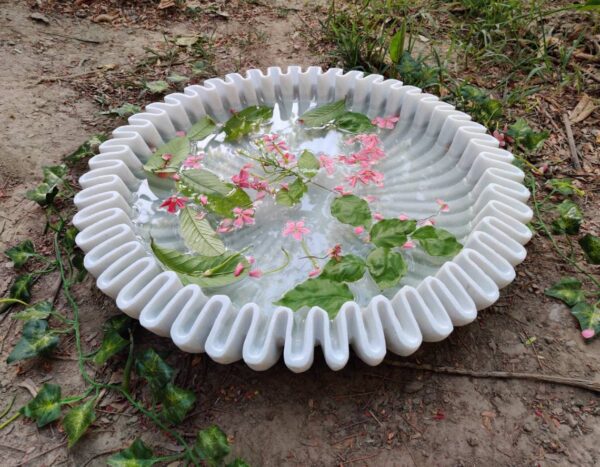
[74,67,532,372]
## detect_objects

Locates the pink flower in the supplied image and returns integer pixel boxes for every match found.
[582,329,595,339]
[280,182,289,190]
[195,211,206,220]
[199,194,208,205]
[354,226,365,235]
[255,191,267,201]
[348,134,381,148]
[172,173,181,181]
[160,195,187,213]
[162,153,173,162]
[182,155,203,169]
[328,244,342,260]
[233,262,245,277]
[418,218,436,227]
[262,134,289,153]
[402,240,416,250]
[436,198,450,213]
[279,152,296,166]
[363,195,377,203]
[319,155,336,175]
[249,269,263,278]
[492,130,506,147]
[233,207,255,228]
[308,268,321,277]
[346,169,384,187]
[334,185,352,196]
[175,130,186,137]
[372,115,399,129]
[373,212,384,221]
[250,177,269,192]
[398,213,409,221]
[246,256,256,265]
[217,218,233,233]
[282,221,310,241]
[232,163,253,188]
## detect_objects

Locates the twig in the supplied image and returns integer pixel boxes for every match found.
[383,360,600,394]
[562,113,582,170]
[40,31,102,44]
[17,441,66,465]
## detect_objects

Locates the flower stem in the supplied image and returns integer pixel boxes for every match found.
[300,240,319,270]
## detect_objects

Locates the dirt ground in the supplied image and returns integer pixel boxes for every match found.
[1,1,599,466]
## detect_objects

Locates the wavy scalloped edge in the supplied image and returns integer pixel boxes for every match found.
[73,66,532,372]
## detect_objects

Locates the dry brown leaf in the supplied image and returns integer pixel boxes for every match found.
[570,94,598,124]
[158,0,176,9]
[18,378,38,397]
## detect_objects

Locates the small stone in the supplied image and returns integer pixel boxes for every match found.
[566,414,578,428]
[467,437,479,447]
[565,340,577,348]
[523,422,534,433]
[404,381,424,394]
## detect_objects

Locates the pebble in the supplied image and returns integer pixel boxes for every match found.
[566,413,578,428]
[523,422,534,433]
[565,340,577,348]
[467,437,479,447]
[404,381,424,393]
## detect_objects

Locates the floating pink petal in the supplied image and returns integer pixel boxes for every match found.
[308,268,321,278]
[159,195,188,214]
[162,153,173,161]
[233,262,245,277]
[436,198,450,213]
[182,155,203,169]
[172,173,181,181]
[398,213,409,221]
[282,221,310,241]
[374,212,384,221]
[199,194,208,205]
[233,207,255,228]
[354,226,365,235]
[175,130,186,137]
[249,269,263,278]
[402,240,416,250]
[319,155,336,175]
[372,115,399,129]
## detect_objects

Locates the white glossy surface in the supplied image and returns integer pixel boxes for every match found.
[74,66,532,372]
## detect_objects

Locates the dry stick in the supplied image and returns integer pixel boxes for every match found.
[40,30,102,44]
[562,113,582,171]
[383,360,600,394]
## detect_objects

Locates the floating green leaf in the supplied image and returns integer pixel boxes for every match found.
[571,302,600,340]
[158,383,196,424]
[544,277,585,307]
[579,234,600,265]
[93,331,129,366]
[546,178,584,197]
[135,349,174,393]
[187,116,217,140]
[275,178,307,206]
[411,226,463,256]
[334,112,375,133]
[107,439,156,467]
[5,240,36,268]
[223,106,273,141]
[370,219,417,248]
[299,100,346,127]
[12,301,53,321]
[20,383,62,427]
[195,425,230,465]
[179,206,225,256]
[321,255,366,283]
[297,150,320,179]
[7,319,58,363]
[63,398,96,447]
[274,278,353,319]
[145,80,169,93]
[330,194,371,227]
[552,200,583,235]
[366,247,406,290]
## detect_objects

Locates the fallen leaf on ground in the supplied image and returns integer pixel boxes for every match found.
[569,94,597,123]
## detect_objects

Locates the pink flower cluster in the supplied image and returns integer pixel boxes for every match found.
[334,134,386,190]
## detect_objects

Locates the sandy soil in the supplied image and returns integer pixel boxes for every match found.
[1,1,599,466]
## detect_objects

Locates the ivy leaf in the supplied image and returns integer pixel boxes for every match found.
[102,103,142,118]
[93,331,129,366]
[5,240,36,268]
[8,274,35,304]
[227,460,250,467]
[579,234,600,265]
[370,219,417,248]
[7,319,58,363]
[321,255,366,283]
[552,200,583,235]
[546,178,585,197]
[158,383,196,424]
[330,194,371,227]
[179,206,225,256]
[275,178,307,206]
[334,112,375,134]
[42,165,68,186]
[195,425,230,465]
[297,150,320,179]
[299,100,346,127]
[366,247,407,290]
[63,398,96,447]
[26,182,60,206]
[64,134,107,165]
[411,226,463,256]
[12,301,53,321]
[571,302,600,340]
[151,241,248,288]
[274,278,353,319]
[145,80,169,93]
[107,439,156,467]
[103,315,133,337]
[167,73,189,84]
[506,118,548,152]
[544,277,585,307]
[223,106,273,141]
[19,383,62,427]
[135,349,174,393]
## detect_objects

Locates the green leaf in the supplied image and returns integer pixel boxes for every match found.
[135,349,174,393]
[26,182,59,206]
[389,23,406,64]
[370,219,417,248]
[167,73,189,84]
[227,460,250,467]
[143,137,191,174]
[191,61,208,75]
[571,302,600,340]
[187,116,217,140]
[411,226,463,256]
[158,383,196,424]
[151,240,248,288]
[102,103,142,118]
[578,0,600,10]
[179,169,232,197]
[12,301,53,321]
[544,277,585,307]
[179,206,225,256]
[223,105,273,141]
[334,112,375,134]
[506,118,548,152]
[103,315,133,337]
[274,278,353,319]
[8,274,35,304]
[107,439,156,467]
[299,99,346,127]
[546,178,585,197]
[330,194,371,227]
[5,240,36,268]
[366,247,406,290]
[321,255,366,283]
[196,425,230,465]
[43,165,68,186]
[275,177,307,206]
[64,134,108,165]
[93,331,129,366]
[206,188,252,218]
[552,200,583,235]
[579,234,600,265]
[63,398,96,447]
[145,80,169,93]
[297,149,320,179]
[20,383,62,427]
[7,319,58,363]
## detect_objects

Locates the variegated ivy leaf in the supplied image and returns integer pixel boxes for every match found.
[321,255,366,283]
[145,80,169,94]
[297,150,320,179]
[330,194,372,227]
[64,134,108,165]
[107,439,157,467]
[0,274,35,314]
[158,383,196,424]
[7,319,59,363]
[26,164,68,206]
[103,315,133,336]
[63,398,96,447]
[369,219,417,248]
[411,226,463,256]
[299,100,346,127]
[179,206,225,256]
[552,200,583,235]
[366,247,406,290]
[223,105,273,141]
[19,383,62,427]
[579,234,600,265]
[506,118,548,151]
[195,425,231,465]
[546,178,585,197]
[12,301,53,321]
[93,330,129,366]
[571,302,600,340]
[274,278,353,319]
[275,178,307,207]
[135,348,174,394]
[5,239,36,268]
[544,277,585,307]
